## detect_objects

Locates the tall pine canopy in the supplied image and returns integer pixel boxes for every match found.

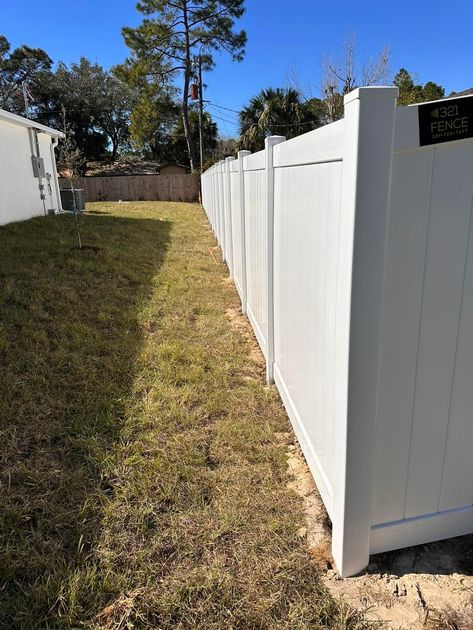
[122,0,247,172]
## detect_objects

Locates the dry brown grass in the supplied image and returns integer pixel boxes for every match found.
[0,202,371,629]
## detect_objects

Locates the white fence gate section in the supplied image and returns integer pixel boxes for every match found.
[201,87,473,577]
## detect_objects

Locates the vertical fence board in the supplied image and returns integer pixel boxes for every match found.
[59,174,200,203]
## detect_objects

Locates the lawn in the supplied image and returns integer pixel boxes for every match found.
[0,202,367,629]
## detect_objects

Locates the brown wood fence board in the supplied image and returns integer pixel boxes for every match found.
[59,174,200,203]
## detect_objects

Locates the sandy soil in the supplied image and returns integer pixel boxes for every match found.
[285,437,473,629]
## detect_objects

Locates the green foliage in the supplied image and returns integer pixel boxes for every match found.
[0,35,51,113]
[35,57,136,163]
[121,0,247,171]
[236,88,321,152]
[394,68,445,106]
[101,73,137,160]
[129,90,179,159]
[164,109,218,166]
[211,136,237,164]
[128,86,217,167]
[123,0,247,70]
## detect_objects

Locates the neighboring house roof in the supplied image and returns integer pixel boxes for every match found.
[76,160,192,178]
[0,108,64,139]
[57,166,73,177]
[159,164,190,174]
[449,88,473,97]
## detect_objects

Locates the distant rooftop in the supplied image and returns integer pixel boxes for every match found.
[449,88,473,97]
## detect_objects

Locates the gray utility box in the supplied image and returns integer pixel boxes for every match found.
[31,155,46,178]
[60,188,86,212]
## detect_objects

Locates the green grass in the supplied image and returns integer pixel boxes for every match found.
[0,202,369,629]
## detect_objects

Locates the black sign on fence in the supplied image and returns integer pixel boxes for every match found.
[418,96,473,147]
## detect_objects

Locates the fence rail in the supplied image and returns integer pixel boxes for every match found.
[59,174,200,203]
[201,87,473,577]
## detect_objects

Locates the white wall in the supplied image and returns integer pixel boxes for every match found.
[0,117,61,226]
[371,107,473,555]
[201,88,473,577]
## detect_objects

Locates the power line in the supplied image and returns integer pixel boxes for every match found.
[207,101,241,115]
[207,100,320,130]
[208,112,240,128]
[207,85,233,137]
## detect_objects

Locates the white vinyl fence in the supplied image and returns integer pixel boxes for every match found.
[201,87,473,577]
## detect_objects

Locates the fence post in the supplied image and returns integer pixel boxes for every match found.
[225,157,235,277]
[332,86,398,577]
[265,135,286,385]
[238,150,251,314]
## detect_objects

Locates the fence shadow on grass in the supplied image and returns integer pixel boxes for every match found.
[0,211,171,626]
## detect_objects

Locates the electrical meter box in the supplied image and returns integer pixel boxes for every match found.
[31,155,46,178]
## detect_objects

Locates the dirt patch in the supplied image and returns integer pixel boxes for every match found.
[226,307,265,369]
[285,436,473,629]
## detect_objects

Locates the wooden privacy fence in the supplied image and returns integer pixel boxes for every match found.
[201,87,473,577]
[59,174,200,203]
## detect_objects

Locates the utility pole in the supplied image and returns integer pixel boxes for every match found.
[198,52,204,173]
[190,51,205,173]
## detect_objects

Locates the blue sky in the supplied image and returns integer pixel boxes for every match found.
[3,0,473,136]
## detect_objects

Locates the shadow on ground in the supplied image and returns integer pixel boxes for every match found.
[0,212,171,626]
[369,533,473,578]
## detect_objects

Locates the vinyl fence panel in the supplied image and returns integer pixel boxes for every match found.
[371,108,473,553]
[223,157,235,276]
[218,161,226,253]
[59,174,200,202]
[229,157,244,302]
[242,150,269,358]
[201,87,473,577]
[273,133,344,519]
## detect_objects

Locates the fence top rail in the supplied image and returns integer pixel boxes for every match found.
[393,105,424,154]
[202,117,347,177]
[242,149,265,172]
[273,119,345,168]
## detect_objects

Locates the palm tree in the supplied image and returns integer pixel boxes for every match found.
[235,88,321,152]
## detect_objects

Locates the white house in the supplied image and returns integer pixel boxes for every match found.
[0,108,64,226]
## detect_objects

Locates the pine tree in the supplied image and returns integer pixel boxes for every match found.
[122,0,246,172]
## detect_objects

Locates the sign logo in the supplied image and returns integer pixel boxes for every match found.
[418,95,473,147]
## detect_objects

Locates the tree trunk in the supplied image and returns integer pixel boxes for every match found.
[182,2,197,173]
[182,80,197,172]
[111,137,118,162]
